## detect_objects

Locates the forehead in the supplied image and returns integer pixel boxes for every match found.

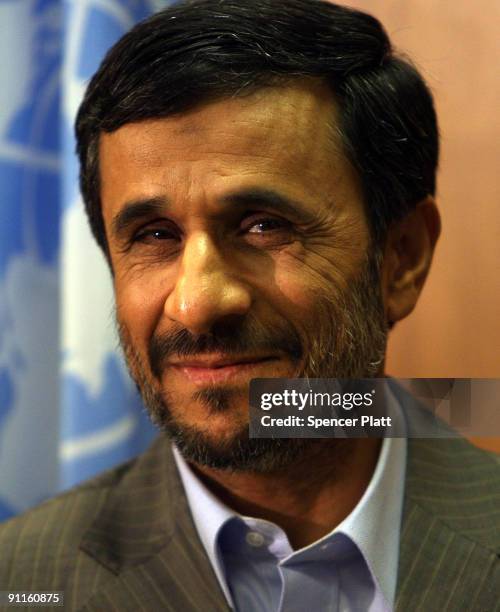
[99,80,361,219]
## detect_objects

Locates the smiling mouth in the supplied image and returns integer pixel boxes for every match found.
[168,355,278,385]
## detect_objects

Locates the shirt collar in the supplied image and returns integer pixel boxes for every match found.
[172,444,236,605]
[173,385,407,609]
[334,392,407,608]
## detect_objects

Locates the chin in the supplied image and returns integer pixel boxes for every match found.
[167,423,311,473]
[176,412,248,445]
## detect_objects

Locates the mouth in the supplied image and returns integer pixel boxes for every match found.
[167,355,278,385]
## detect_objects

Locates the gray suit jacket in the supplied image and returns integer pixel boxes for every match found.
[0,432,499,611]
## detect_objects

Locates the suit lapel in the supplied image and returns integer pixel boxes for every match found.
[396,438,500,611]
[78,529,230,612]
[77,436,229,612]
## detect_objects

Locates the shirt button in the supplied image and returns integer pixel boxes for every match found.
[246,531,265,547]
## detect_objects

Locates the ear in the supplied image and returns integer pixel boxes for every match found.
[381,197,441,325]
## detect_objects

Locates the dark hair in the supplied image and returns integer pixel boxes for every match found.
[76,0,439,255]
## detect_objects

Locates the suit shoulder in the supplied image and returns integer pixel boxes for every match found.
[0,458,136,580]
[408,435,500,474]
[407,437,500,549]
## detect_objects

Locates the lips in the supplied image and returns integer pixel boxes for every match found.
[167,355,277,385]
[169,355,275,369]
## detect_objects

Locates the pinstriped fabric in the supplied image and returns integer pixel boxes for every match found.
[0,436,229,611]
[0,480,111,588]
[395,438,500,611]
[76,435,229,611]
[404,439,500,547]
[0,433,499,611]
[0,472,116,611]
[68,554,115,610]
[79,502,230,611]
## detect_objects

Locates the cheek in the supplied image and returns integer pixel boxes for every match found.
[114,273,169,345]
[266,254,326,338]
[272,269,311,314]
[263,240,367,344]
[268,243,347,310]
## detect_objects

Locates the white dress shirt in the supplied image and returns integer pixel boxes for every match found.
[173,390,407,611]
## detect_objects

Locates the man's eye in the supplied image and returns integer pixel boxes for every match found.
[134,227,177,243]
[241,216,295,248]
[245,217,290,234]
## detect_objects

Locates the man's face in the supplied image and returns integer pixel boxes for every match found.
[100,81,388,470]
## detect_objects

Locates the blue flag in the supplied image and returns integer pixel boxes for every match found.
[0,0,168,522]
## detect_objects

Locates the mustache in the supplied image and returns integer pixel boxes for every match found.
[148,317,303,379]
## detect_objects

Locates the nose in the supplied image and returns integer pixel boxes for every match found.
[164,232,252,335]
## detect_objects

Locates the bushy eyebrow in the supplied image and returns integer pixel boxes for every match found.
[111,186,316,240]
[111,197,167,240]
[220,187,318,224]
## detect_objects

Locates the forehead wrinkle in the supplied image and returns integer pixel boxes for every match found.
[102,81,343,171]
[100,80,361,230]
[101,125,166,170]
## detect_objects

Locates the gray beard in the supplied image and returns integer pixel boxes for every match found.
[118,250,388,473]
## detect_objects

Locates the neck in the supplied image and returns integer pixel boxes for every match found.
[191,438,382,550]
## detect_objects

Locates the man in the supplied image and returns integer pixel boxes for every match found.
[0,0,499,610]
